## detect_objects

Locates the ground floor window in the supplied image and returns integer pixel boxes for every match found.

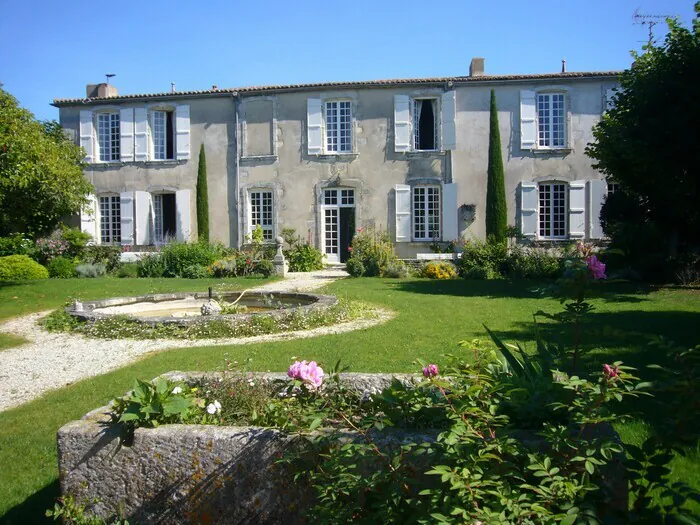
[413,186,441,240]
[538,182,567,239]
[249,190,274,241]
[607,182,620,196]
[153,193,176,243]
[99,195,121,244]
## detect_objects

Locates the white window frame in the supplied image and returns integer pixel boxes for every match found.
[536,92,567,149]
[96,111,120,162]
[248,190,275,242]
[324,99,353,154]
[538,182,568,240]
[412,185,441,241]
[98,194,121,244]
[412,97,439,152]
[607,182,620,196]
[149,106,176,161]
[321,188,356,263]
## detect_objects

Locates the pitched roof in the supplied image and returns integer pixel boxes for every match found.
[52,70,622,107]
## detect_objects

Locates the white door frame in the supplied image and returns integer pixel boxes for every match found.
[321,188,356,264]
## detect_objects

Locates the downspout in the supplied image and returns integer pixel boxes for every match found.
[232,92,241,248]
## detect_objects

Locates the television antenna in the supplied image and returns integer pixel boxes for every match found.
[633,9,673,45]
[105,73,116,85]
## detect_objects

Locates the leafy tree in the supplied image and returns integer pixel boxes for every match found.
[0,89,92,236]
[196,143,209,242]
[485,89,507,243]
[586,5,700,254]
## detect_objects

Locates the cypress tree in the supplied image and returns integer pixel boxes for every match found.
[196,143,209,243]
[485,89,507,243]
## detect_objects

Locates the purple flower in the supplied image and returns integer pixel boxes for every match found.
[287,360,324,388]
[422,364,439,378]
[586,255,607,280]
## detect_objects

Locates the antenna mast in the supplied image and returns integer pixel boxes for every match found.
[632,9,673,45]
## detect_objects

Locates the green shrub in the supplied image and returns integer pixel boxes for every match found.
[81,245,122,273]
[345,257,365,277]
[253,259,274,277]
[421,261,458,279]
[459,238,507,278]
[0,255,49,280]
[137,253,165,278]
[181,264,210,279]
[0,234,33,257]
[463,265,498,280]
[505,247,561,279]
[349,228,397,277]
[58,225,91,258]
[382,260,409,278]
[160,241,225,277]
[75,262,106,278]
[117,262,139,278]
[47,256,76,278]
[285,244,325,272]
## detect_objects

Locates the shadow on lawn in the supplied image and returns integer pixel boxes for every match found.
[394,278,655,303]
[0,480,59,524]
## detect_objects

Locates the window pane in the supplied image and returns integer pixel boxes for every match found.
[537,95,551,147]
[153,194,163,243]
[325,209,338,254]
[99,195,121,243]
[153,111,166,160]
[250,191,274,240]
[539,183,567,238]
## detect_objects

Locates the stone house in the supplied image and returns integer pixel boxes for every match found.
[53,59,620,261]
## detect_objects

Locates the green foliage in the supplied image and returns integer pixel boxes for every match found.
[196,144,209,243]
[160,241,225,277]
[181,264,209,279]
[0,90,93,236]
[75,262,106,278]
[345,257,365,277]
[505,245,561,279]
[81,245,122,273]
[459,238,507,278]
[41,309,79,332]
[421,261,457,279]
[0,233,33,257]
[486,89,507,243]
[136,253,165,278]
[382,260,409,279]
[46,494,128,524]
[116,263,138,278]
[47,256,76,278]
[586,7,700,254]
[254,259,274,277]
[282,229,325,272]
[0,254,48,280]
[208,252,274,277]
[58,225,91,259]
[349,227,398,277]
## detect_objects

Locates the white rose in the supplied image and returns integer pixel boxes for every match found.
[206,403,217,415]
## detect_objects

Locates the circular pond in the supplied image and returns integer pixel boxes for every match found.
[66,291,337,325]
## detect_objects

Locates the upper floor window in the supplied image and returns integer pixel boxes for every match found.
[413,185,441,240]
[537,93,566,148]
[325,100,352,153]
[538,182,567,239]
[152,110,175,160]
[99,195,121,244]
[97,112,120,161]
[249,190,274,241]
[607,182,620,196]
[413,98,437,151]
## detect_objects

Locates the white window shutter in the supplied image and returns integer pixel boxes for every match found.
[80,194,97,240]
[394,95,411,153]
[519,182,537,239]
[569,181,586,239]
[176,105,191,160]
[442,183,458,241]
[395,184,411,242]
[176,189,192,242]
[307,98,323,155]
[588,179,607,239]
[134,191,152,245]
[120,191,135,245]
[604,88,616,113]
[520,90,537,150]
[120,108,134,162]
[441,91,457,151]
[79,110,94,163]
[134,108,148,161]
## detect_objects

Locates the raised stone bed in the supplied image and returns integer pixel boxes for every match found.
[57,372,627,524]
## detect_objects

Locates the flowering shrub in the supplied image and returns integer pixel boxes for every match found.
[421,261,457,279]
[34,234,69,264]
[288,360,325,389]
[347,227,398,277]
[282,228,325,272]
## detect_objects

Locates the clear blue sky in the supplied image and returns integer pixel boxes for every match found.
[1,0,695,121]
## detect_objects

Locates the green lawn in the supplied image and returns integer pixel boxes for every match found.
[0,277,698,523]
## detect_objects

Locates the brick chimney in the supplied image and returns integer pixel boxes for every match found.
[86,83,118,99]
[469,57,485,77]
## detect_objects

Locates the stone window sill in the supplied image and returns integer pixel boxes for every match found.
[532,148,572,155]
[241,155,278,161]
[405,150,446,157]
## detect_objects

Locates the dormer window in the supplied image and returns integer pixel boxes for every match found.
[96,112,120,161]
[152,109,175,160]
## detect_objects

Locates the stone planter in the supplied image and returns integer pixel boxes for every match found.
[57,372,627,524]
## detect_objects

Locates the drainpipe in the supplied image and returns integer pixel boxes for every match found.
[232,92,241,248]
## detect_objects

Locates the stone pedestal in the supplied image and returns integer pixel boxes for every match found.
[273,236,288,276]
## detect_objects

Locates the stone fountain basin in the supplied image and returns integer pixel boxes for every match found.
[65,291,337,325]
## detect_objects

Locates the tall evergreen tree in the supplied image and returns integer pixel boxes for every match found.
[196,143,209,243]
[485,89,507,243]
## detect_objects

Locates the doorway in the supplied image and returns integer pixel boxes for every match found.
[322,188,356,264]
[153,193,176,243]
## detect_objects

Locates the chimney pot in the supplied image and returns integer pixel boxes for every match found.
[469,57,485,77]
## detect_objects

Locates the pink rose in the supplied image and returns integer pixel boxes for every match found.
[287,360,324,388]
[586,255,607,280]
[422,364,439,378]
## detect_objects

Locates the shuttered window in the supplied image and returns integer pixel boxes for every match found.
[537,93,566,148]
[325,101,352,153]
[413,186,441,240]
[152,110,175,160]
[249,190,274,241]
[99,195,121,244]
[413,98,438,151]
[538,183,567,239]
[97,112,120,161]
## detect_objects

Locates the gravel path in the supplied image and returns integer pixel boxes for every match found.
[0,268,390,413]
